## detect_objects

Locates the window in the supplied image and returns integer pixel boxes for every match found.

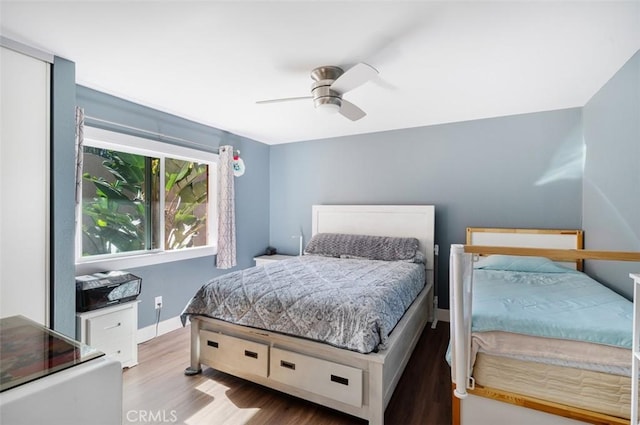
[164,157,210,250]
[76,127,217,271]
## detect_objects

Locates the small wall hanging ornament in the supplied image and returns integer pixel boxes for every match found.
[232,151,245,177]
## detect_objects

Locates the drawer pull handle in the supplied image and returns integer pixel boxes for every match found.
[104,322,121,330]
[331,374,349,386]
[280,360,296,370]
[244,350,258,359]
[207,340,219,348]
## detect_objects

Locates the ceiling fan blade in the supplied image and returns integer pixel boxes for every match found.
[339,99,367,121]
[256,96,312,104]
[330,63,379,94]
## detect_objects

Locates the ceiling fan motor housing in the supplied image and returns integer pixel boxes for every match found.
[312,81,342,109]
[311,66,344,110]
[256,63,372,120]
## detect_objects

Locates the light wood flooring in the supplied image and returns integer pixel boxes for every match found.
[122,321,452,425]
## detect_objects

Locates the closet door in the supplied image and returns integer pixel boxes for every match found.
[0,46,50,325]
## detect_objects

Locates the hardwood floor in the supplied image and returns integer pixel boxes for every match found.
[122,321,452,425]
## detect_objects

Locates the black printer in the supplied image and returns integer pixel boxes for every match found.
[75,271,142,312]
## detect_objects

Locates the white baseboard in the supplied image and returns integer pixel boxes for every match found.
[137,315,183,344]
[437,308,450,323]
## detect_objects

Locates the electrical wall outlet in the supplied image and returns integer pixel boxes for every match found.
[155,296,163,309]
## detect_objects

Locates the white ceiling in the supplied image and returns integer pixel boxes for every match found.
[1,1,639,145]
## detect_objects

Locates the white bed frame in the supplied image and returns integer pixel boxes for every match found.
[450,227,640,425]
[186,205,435,425]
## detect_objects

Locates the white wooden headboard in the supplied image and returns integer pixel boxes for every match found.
[466,227,584,270]
[311,205,435,270]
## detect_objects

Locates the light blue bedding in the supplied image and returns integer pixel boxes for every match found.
[472,264,633,349]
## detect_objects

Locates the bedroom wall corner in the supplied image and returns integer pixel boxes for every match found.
[582,49,640,299]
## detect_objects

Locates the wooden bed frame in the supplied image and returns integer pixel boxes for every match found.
[185,205,435,425]
[450,227,640,425]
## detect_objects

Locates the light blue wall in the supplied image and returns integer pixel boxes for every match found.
[47,50,635,332]
[51,56,77,337]
[75,86,270,329]
[269,109,584,308]
[582,50,640,298]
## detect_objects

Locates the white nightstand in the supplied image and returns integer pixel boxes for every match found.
[76,301,138,368]
[253,254,297,266]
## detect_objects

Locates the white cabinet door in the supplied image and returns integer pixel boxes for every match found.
[0,46,50,325]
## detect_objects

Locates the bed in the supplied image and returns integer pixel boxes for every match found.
[449,227,640,425]
[181,205,435,425]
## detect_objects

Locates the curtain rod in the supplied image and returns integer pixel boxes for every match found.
[83,115,239,156]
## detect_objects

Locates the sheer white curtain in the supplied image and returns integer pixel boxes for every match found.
[75,107,84,219]
[216,145,236,269]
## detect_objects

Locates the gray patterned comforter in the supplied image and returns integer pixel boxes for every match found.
[181,255,426,353]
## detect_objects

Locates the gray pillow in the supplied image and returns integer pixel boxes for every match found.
[304,233,420,262]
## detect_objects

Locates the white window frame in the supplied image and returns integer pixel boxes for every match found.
[76,127,217,275]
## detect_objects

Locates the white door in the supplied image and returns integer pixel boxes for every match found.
[0,46,50,325]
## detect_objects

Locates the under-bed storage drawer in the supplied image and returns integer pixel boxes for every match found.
[200,330,268,378]
[270,347,363,407]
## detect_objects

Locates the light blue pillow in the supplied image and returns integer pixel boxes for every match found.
[473,255,575,273]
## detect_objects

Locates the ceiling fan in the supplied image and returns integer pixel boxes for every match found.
[256,63,379,121]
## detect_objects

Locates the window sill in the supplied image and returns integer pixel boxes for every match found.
[75,246,216,275]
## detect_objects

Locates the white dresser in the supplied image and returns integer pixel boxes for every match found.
[0,316,122,425]
[76,301,138,368]
[1,356,122,425]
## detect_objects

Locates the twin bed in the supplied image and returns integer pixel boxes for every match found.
[181,205,435,425]
[450,227,640,425]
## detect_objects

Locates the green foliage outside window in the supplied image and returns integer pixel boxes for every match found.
[82,147,209,258]
[82,147,153,256]
[164,158,209,250]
